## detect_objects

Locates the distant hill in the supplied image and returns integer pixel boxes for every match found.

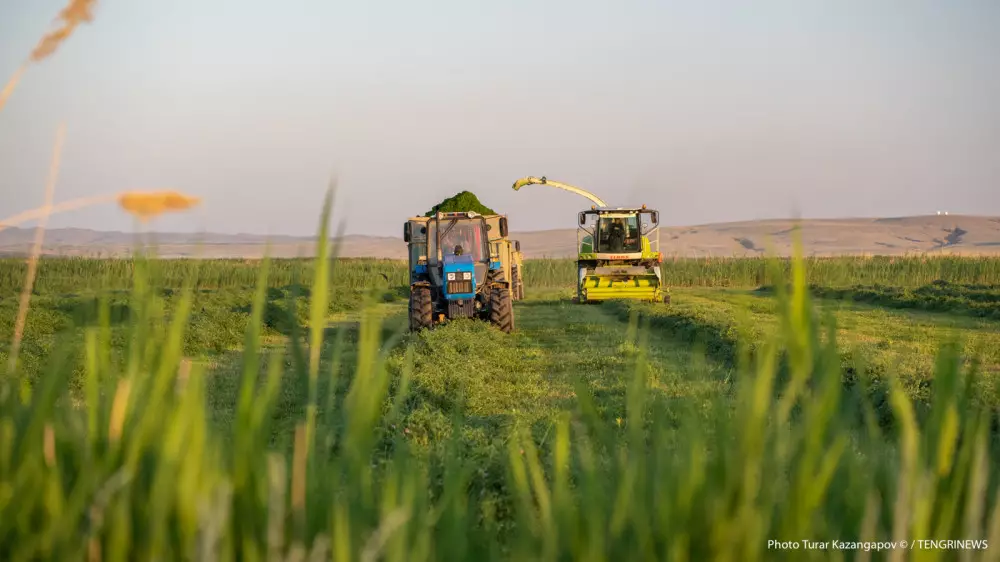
[1,215,999,259]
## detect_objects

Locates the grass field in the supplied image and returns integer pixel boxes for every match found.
[3,246,1000,559]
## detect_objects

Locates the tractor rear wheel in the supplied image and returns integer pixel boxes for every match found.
[489,286,514,333]
[409,285,433,331]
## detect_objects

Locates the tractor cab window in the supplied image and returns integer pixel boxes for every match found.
[409,242,426,267]
[439,219,487,262]
[407,221,428,266]
[597,215,640,253]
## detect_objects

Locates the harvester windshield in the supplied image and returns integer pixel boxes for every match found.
[579,209,659,259]
[597,215,640,253]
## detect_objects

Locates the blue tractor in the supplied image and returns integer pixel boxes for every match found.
[403,211,515,333]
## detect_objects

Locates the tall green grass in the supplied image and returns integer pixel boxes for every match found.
[524,256,1000,288]
[3,200,999,560]
[0,257,408,294]
[3,254,999,295]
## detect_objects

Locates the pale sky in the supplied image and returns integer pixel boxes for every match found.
[1,0,998,237]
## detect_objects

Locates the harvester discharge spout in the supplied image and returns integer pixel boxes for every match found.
[511,176,608,208]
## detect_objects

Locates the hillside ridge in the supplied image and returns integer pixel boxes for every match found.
[1,214,998,259]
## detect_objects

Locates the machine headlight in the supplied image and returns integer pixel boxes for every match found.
[447,272,456,281]
[463,271,472,280]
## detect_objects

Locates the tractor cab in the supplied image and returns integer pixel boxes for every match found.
[433,214,492,301]
[404,212,514,331]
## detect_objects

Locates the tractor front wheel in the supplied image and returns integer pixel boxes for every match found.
[409,285,433,331]
[489,286,514,333]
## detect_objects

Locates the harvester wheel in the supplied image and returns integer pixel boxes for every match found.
[489,286,514,333]
[409,285,433,331]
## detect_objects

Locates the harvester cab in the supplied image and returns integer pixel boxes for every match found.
[403,211,515,332]
[511,176,669,304]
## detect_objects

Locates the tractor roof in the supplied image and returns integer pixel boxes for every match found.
[407,211,487,222]
[436,211,484,219]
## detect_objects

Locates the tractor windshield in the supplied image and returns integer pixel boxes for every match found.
[596,214,641,253]
[438,219,487,262]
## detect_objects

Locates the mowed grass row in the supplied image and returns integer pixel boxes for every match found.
[3,254,1000,294]
[4,245,1000,560]
[608,287,1000,425]
[802,281,1000,321]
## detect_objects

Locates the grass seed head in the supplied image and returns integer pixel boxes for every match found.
[30,0,98,62]
[117,190,201,221]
